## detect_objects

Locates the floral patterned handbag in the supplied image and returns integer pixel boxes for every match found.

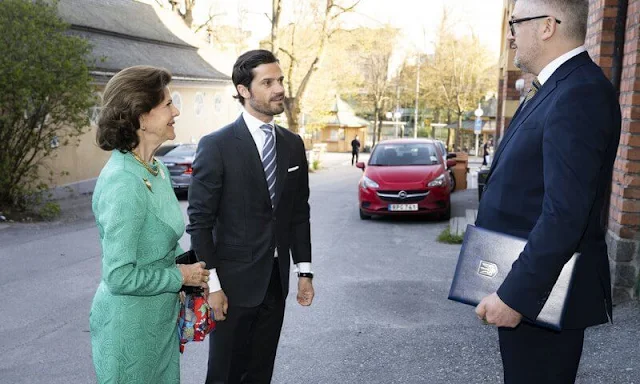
[175,249,216,353]
[177,289,216,353]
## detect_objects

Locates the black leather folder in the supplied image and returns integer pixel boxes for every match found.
[448,225,580,331]
[176,249,198,265]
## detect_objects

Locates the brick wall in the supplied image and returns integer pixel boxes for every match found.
[587,0,640,302]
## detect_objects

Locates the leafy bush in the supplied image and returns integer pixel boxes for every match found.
[0,0,95,211]
[39,201,61,221]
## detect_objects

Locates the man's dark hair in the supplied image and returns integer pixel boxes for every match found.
[232,49,279,105]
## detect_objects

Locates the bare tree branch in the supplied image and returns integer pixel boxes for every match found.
[193,12,225,33]
[330,0,361,20]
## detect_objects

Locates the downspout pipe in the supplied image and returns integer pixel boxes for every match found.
[602,0,628,231]
[611,0,628,94]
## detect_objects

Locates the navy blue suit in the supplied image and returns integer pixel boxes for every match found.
[476,52,621,382]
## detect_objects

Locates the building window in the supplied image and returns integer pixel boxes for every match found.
[50,135,60,149]
[194,92,205,117]
[214,92,223,113]
[171,91,183,118]
[88,92,102,126]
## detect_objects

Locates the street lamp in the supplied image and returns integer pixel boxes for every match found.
[386,110,402,138]
[515,78,526,104]
[474,103,484,156]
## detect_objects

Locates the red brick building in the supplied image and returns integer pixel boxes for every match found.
[496,0,640,302]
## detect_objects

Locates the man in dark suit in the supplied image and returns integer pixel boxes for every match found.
[187,49,315,384]
[474,1,620,383]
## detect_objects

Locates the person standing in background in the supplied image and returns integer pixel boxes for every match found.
[351,135,361,165]
[482,138,493,166]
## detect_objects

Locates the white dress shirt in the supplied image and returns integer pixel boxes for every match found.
[207,110,312,293]
[537,46,586,86]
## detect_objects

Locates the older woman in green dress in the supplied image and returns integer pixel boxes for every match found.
[90,66,209,383]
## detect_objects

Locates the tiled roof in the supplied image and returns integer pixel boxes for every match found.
[326,95,370,127]
[57,0,229,82]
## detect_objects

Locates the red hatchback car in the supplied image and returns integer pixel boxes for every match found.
[356,139,456,220]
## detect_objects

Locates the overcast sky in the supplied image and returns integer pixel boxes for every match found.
[189,0,504,59]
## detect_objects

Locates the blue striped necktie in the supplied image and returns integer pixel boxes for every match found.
[260,124,277,205]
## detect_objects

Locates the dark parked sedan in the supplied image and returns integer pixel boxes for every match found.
[156,143,196,192]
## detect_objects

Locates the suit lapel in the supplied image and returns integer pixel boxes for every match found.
[493,83,556,168]
[488,52,591,181]
[232,116,271,207]
[491,101,525,170]
[273,125,289,211]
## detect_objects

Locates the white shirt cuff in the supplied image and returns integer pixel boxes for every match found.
[209,262,311,292]
[208,268,222,292]
[295,262,312,273]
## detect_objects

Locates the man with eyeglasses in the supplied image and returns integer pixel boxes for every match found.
[474,0,620,383]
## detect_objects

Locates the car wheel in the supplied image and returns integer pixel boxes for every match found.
[449,170,456,193]
[359,209,371,220]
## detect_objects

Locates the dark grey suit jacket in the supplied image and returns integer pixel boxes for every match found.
[187,115,311,307]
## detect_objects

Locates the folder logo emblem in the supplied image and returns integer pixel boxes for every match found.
[478,261,498,278]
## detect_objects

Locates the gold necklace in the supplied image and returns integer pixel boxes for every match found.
[130,151,159,177]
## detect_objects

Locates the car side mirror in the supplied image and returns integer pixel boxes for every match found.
[446,153,457,159]
[446,159,457,168]
[356,162,365,170]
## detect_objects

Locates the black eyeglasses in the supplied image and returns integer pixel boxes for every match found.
[509,15,561,36]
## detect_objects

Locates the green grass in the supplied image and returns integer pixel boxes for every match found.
[39,201,61,221]
[437,227,464,244]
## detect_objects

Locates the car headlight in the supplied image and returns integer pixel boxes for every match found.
[428,174,446,187]
[361,176,379,189]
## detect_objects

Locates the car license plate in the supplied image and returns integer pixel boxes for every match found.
[388,204,418,211]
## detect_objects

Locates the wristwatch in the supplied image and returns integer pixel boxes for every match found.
[297,272,314,279]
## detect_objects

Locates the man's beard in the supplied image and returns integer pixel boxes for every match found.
[249,97,285,117]
[513,42,539,74]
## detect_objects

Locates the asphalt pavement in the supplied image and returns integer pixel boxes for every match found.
[0,152,638,384]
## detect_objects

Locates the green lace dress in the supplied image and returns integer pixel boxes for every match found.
[90,150,185,383]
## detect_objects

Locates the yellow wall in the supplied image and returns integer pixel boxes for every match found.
[168,82,239,144]
[40,81,235,197]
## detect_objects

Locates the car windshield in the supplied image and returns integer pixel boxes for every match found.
[164,144,197,157]
[369,143,440,166]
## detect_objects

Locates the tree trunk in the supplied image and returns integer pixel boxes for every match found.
[271,0,281,54]
[446,110,453,150]
[376,111,382,144]
[456,113,463,151]
[183,8,194,28]
[284,97,300,133]
[372,105,379,148]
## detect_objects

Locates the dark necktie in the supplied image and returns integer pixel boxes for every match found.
[522,78,541,106]
[260,124,276,205]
